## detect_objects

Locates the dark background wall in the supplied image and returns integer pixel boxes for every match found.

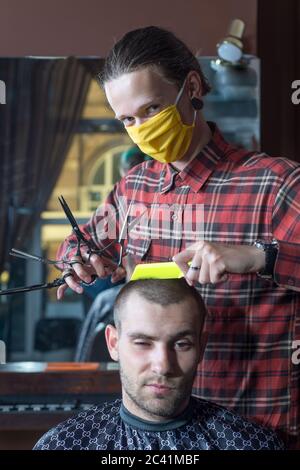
[0,0,257,56]
[258,0,300,161]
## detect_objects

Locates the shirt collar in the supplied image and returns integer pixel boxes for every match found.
[120,400,194,432]
[159,122,230,194]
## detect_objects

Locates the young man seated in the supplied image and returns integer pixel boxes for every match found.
[34,279,283,450]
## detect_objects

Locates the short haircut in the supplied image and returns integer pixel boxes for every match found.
[99,26,211,95]
[113,278,207,332]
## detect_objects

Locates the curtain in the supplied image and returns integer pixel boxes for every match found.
[0,57,93,272]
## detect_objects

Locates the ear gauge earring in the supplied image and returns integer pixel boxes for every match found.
[191,97,204,110]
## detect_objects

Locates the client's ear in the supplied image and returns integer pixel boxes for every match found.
[105,324,119,362]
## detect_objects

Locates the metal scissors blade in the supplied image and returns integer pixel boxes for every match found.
[58,195,95,250]
[0,273,99,296]
[9,248,57,265]
[113,204,150,267]
[0,277,66,295]
[58,195,84,239]
[9,248,43,262]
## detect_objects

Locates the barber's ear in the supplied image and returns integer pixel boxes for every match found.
[105,324,119,362]
[198,329,209,362]
[187,70,203,100]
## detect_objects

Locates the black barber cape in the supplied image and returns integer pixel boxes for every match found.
[34,397,283,450]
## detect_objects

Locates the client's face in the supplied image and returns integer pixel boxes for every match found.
[108,293,203,422]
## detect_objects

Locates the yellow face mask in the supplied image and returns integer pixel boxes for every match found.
[125,79,197,164]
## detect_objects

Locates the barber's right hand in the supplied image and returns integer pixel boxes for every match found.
[57,254,116,300]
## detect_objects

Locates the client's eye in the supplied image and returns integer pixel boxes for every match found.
[133,341,151,347]
[174,341,193,351]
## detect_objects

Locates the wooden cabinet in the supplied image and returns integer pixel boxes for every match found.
[0,362,121,450]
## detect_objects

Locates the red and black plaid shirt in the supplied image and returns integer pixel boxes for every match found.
[58,122,300,445]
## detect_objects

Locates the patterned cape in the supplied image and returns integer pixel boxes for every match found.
[34,397,284,450]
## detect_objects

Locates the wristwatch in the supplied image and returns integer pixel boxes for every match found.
[253,239,279,279]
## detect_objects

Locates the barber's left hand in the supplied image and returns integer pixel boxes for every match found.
[173,241,265,286]
[111,266,127,283]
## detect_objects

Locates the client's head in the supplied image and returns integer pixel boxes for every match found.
[105,278,207,422]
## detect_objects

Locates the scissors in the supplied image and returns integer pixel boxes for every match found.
[58,195,98,258]
[58,195,127,268]
[0,195,130,296]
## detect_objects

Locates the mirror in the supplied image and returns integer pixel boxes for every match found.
[0,56,260,362]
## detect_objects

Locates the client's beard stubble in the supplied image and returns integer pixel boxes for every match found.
[119,361,197,421]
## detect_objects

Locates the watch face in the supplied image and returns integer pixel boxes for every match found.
[254,240,265,250]
[254,240,278,278]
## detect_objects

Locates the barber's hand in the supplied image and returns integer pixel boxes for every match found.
[173,241,265,286]
[111,266,127,283]
[57,254,125,300]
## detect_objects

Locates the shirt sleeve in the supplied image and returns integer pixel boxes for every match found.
[56,177,127,268]
[272,166,300,290]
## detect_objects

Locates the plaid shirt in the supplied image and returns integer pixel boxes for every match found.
[58,122,300,445]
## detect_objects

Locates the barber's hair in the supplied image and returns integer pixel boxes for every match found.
[113,278,207,332]
[99,26,211,95]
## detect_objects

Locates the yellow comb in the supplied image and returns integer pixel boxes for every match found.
[130,261,190,281]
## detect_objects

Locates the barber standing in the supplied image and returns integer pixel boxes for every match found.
[56,26,300,448]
